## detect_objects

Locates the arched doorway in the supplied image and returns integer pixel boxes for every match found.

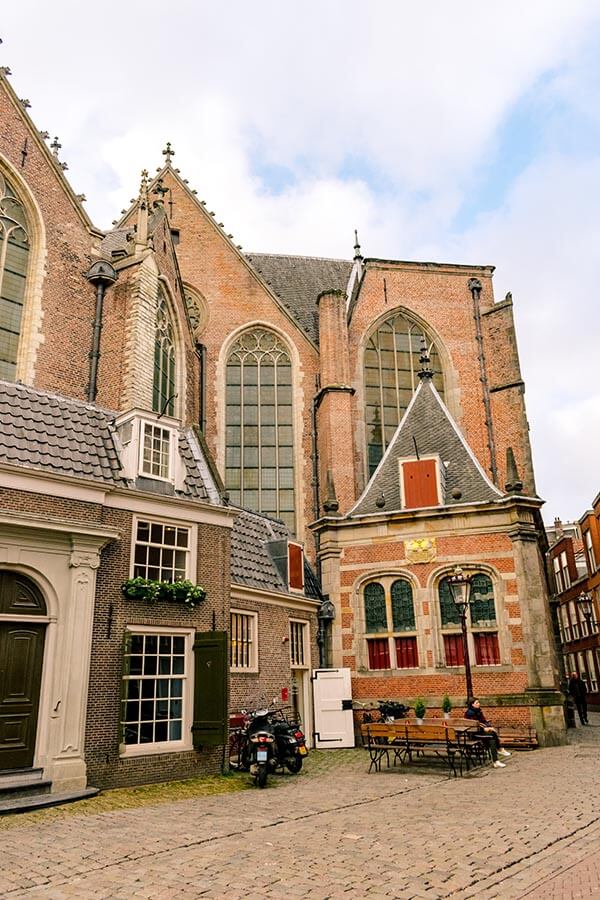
[0,572,46,770]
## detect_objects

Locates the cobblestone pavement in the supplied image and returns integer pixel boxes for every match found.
[1,716,600,899]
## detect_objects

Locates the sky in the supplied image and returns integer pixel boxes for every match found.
[2,1,600,525]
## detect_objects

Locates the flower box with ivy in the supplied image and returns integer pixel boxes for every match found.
[121,577,206,608]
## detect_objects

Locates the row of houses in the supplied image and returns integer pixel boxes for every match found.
[0,59,567,800]
[547,502,600,708]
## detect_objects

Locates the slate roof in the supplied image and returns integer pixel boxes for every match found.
[231,506,321,600]
[350,378,503,517]
[0,380,124,484]
[246,253,352,345]
[0,381,213,502]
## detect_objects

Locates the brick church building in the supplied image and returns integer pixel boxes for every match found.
[0,61,564,797]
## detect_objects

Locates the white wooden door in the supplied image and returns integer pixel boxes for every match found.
[312,668,355,748]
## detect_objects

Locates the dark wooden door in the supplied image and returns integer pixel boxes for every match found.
[0,624,45,770]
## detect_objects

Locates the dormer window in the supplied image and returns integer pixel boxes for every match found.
[399,455,444,509]
[141,422,173,480]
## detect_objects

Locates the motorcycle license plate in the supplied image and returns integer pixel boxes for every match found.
[298,745,307,755]
[256,749,268,762]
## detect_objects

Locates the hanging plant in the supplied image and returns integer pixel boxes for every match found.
[121,577,206,609]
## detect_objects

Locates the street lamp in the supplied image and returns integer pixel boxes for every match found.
[447,566,473,701]
[576,590,597,636]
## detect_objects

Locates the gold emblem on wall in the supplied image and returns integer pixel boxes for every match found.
[405,538,436,564]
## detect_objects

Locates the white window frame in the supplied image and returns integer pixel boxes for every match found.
[230,609,259,673]
[560,550,571,590]
[569,600,580,640]
[585,530,597,574]
[139,421,175,482]
[586,650,598,692]
[553,556,563,593]
[289,619,310,670]
[120,625,194,757]
[130,516,196,582]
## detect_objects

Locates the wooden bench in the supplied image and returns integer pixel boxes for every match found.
[497,724,538,750]
[360,721,483,777]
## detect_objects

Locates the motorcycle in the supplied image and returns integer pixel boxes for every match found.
[229,706,308,787]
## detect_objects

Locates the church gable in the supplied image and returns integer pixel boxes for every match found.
[350,375,502,517]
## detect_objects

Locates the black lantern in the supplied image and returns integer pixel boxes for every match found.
[576,590,597,636]
[447,566,474,701]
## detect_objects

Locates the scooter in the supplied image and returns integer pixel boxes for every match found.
[246,708,276,788]
[270,709,308,773]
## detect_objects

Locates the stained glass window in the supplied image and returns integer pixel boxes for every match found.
[439,578,461,626]
[153,293,176,416]
[364,313,444,475]
[0,173,29,381]
[391,579,415,630]
[470,573,496,624]
[225,328,295,531]
[364,582,387,632]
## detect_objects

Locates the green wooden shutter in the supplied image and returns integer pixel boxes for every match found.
[192,630,228,748]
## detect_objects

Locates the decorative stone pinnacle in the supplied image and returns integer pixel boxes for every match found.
[353,229,362,260]
[162,142,175,164]
[417,336,434,380]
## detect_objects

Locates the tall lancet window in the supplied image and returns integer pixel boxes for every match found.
[0,174,30,381]
[225,328,295,531]
[153,292,176,416]
[364,313,444,475]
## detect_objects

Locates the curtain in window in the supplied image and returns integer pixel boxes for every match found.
[153,293,176,415]
[225,328,295,531]
[367,638,390,670]
[443,633,464,667]
[395,636,418,668]
[0,173,29,381]
[364,313,444,474]
[474,632,500,665]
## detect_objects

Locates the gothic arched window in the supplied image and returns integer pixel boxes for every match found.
[0,174,30,381]
[438,572,500,668]
[363,578,418,670]
[225,328,295,531]
[364,313,444,475]
[153,293,176,416]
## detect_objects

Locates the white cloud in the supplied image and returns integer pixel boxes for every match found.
[1,1,600,523]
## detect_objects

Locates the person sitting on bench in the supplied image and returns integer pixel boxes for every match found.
[465,698,511,769]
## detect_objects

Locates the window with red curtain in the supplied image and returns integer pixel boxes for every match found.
[395,636,418,669]
[443,633,464,667]
[474,632,500,665]
[367,638,391,670]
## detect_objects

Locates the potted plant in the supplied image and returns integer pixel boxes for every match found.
[121,577,206,609]
[414,698,426,724]
[442,695,453,720]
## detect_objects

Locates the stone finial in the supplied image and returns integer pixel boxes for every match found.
[353,229,363,261]
[504,446,523,494]
[135,169,150,251]
[417,335,434,380]
[162,142,175,165]
[50,136,61,158]
[323,469,340,515]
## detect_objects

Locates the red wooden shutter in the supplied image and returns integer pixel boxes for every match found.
[443,634,464,667]
[401,459,439,508]
[367,638,390,670]
[288,542,304,591]
[474,632,500,665]
[395,636,418,668]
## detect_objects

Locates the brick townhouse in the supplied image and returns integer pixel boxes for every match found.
[0,47,566,804]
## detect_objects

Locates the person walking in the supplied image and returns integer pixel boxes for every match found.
[568,671,589,725]
[465,698,511,768]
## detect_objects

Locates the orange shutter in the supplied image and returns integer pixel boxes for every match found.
[401,459,439,508]
[288,542,304,590]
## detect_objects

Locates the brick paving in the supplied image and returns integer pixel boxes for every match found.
[1,718,600,899]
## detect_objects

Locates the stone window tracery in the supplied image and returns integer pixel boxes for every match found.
[0,173,30,381]
[225,328,295,532]
[153,293,176,416]
[364,313,444,475]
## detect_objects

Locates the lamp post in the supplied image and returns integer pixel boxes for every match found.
[576,590,597,637]
[447,566,473,701]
